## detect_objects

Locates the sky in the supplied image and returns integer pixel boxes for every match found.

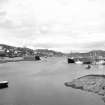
[0,0,105,52]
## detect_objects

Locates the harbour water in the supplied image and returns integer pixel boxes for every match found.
[0,57,104,105]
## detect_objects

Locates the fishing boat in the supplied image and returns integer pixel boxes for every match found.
[67,57,75,64]
[0,81,8,88]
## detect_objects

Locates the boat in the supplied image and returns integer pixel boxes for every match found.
[67,57,75,64]
[96,60,105,65]
[0,81,8,88]
[75,60,83,64]
[85,65,91,69]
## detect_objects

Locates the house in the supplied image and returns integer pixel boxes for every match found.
[0,45,6,57]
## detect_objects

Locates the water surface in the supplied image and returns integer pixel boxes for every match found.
[0,57,104,105]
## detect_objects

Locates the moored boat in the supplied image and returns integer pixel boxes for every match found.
[96,60,105,65]
[75,60,83,64]
[0,81,8,88]
[67,57,75,64]
[85,65,91,69]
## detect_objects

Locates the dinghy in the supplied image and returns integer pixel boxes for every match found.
[85,65,91,69]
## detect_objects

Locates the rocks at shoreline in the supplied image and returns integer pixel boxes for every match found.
[64,75,105,96]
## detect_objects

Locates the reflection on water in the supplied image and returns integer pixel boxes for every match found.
[0,85,8,89]
[0,57,104,105]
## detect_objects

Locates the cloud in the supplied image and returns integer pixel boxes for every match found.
[0,0,8,4]
[0,0,105,52]
[83,41,105,50]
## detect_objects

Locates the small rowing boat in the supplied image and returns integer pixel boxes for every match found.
[85,65,91,69]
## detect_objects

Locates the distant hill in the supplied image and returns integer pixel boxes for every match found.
[34,49,64,57]
[0,44,34,57]
[0,44,105,58]
[0,44,64,57]
[89,50,105,56]
[67,50,105,58]
[0,44,33,51]
[0,44,16,49]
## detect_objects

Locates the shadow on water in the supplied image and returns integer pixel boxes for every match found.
[0,85,8,89]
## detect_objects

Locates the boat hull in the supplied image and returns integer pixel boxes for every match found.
[0,81,8,88]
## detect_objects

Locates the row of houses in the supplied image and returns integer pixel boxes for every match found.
[0,45,34,57]
[0,45,64,58]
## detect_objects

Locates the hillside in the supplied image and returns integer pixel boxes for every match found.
[0,44,105,58]
[34,49,64,57]
[0,44,64,57]
[68,50,105,58]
